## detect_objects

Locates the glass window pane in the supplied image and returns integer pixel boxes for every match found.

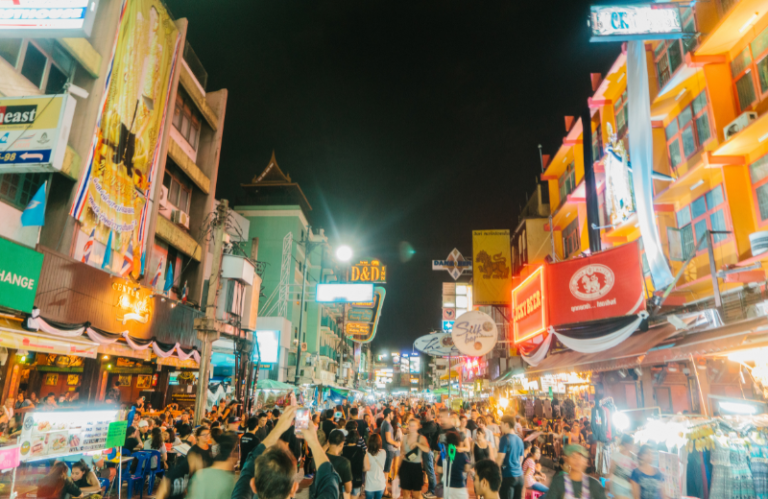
[691,197,707,219]
[179,188,189,214]
[0,39,21,67]
[669,140,682,168]
[173,106,181,129]
[668,40,683,74]
[681,125,696,157]
[736,73,757,111]
[45,63,67,94]
[188,124,197,150]
[710,210,727,243]
[758,56,768,94]
[706,185,724,209]
[682,225,695,259]
[668,227,684,261]
[692,92,708,115]
[665,119,679,140]
[696,113,711,145]
[180,115,190,139]
[757,183,768,220]
[678,107,693,126]
[752,25,768,58]
[169,179,180,206]
[751,155,768,184]
[163,172,171,189]
[677,207,691,227]
[732,47,753,76]
[694,219,709,247]
[20,43,47,88]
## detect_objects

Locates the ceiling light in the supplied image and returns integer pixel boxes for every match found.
[675,88,687,101]
[740,12,760,33]
[690,179,704,191]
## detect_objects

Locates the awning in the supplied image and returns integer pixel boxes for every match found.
[0,318,99,358]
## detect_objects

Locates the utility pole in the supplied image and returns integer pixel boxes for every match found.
[193,200,227,426]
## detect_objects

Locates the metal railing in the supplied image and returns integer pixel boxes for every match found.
[183,41,208,91]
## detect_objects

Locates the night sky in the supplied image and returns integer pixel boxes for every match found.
[164,0,620,355]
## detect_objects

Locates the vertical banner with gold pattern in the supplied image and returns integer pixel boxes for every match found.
[472,230,512,306]
[71,0,180,277]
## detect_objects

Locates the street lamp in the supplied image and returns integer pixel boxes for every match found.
[336,245,353,262]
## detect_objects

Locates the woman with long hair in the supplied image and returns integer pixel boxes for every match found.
[390,414,403,483]
[365,434,388,499]
[473,426,494,462]
[37,461,82,499]
[343,429,368,499]
[399,418,430,499]
[522,446,548,493]
[70,460,101,495]
[144,426,168,470]
[631,445,667,499]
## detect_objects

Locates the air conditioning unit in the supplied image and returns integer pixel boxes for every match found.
[159,185,168,209]
[171,209,190,229]
[750,231,768,256]
[724,111,758,140]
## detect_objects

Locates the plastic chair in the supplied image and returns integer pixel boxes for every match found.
[145,449,165,493]
[98,477,111,495]
[525,491,545,499]
[121,451,151,499]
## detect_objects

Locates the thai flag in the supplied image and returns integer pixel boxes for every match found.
[181,280,188,304]
[150,258,164,288]
[81,229,95,264]
[120,239,134,277]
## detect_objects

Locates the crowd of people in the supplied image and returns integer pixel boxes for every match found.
[21,395,668,499]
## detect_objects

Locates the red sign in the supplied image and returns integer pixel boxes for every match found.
[512,266,548,343]
[547,242,646,326]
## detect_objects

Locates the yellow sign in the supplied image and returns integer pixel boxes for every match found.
[346,322,372,336]
[71,0,181,276]
[472,230,512,305]
[351,260,386,283]
[113,281,153,324]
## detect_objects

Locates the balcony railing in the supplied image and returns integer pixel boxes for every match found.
[183,41,208,91]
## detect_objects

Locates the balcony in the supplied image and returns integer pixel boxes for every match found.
[183,41,207,91]
[697,0,767,56]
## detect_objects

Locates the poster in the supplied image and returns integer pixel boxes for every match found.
[472,230,512,305]
[19,410,119,462]
[70,0,181,276]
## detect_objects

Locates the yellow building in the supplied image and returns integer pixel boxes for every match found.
[541,0,768,316]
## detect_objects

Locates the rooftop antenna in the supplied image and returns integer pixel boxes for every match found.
[538,144,544,172]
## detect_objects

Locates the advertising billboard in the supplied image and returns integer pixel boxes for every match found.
[547,241,646,326]
[451,310,498,356]
[0,94,76,174]
[255,330,279,364]
[71,0,181,275]
[472,230,512,305]
[409,356,420,373]
[0,0,100,38]
[344,287,386,342]
[512,266,548,344]
[0,237,44,313]
[317,283,374,303]
[351,259,386,283]
[589,3,684,42]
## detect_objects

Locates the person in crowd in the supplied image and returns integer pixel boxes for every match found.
[474,459,502,499]
[346,420,367,450]
[400,417,430,499]
[380,408,399,495]
[138,419,150,442]
[496,415,525,499]
[175,412,191,431]
[144,427,168,470]
[475,417,496,450]
[185,432,238,499]
[390,413,404,483]
[568,422,583,446]
[42,393,58,410]
[420,408,439,499]
[134,396,146,414]
[324,429,353,499]
[513,416,523,438]
[365,433,388,499]
[167,427,181,446]
[156,445,207,499]
[474,425,495,462]
[436,431,472,499]
[192,426,213,465]
[70,460,102,495]
[240,416,261,469]
[352,407,369,441]
[234,406,339,499]
[343,429,368,499]
[523,446,548,493]
[466,409,479,432]
[15,391,32,410]
[123,425,143,453]
[542,445,606,499]
[322,408,337,437]
[37,461,82,499]
[609,434,636,499]
[630,445,666,499]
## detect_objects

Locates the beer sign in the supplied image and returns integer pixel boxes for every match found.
[351,259,386,283]
[512,266,548,344]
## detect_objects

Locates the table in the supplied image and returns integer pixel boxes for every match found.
[106,456,134,497]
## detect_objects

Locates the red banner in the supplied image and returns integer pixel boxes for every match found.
[547,242,646,327]
[512,266,547,343]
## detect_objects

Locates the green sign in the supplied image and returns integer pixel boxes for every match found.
[105,420,128,449]
[0,237,43,313]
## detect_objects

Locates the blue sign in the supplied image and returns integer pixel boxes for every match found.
[442,320,454,332]
[0,149,51,164]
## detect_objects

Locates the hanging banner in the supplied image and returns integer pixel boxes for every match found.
[547,241,646,327]
[450,310,498,357]
[472,230,511,305]
[70,0,181,277]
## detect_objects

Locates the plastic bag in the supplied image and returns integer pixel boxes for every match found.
[391,477,400,498]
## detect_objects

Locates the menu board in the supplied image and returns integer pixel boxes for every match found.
[19,410,119,462]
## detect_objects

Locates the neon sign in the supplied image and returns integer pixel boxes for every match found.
[351,259,387,283]
[112,281,152,324]
[512,266,548,343]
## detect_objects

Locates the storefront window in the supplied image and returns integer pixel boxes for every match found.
[665,92,712,170]
[749,154,768,222]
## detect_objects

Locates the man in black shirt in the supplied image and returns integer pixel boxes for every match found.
[466,409,479,432]
[239,416,261,469]
[318,429,353,499]
[321,409,337,439]
[123,426,142,453]
[420,409,440,499]
[350,407,368,441]
[543,444,607,499]
[155,445,207,499]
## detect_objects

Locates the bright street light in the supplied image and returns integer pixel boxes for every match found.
[336,245,353,262]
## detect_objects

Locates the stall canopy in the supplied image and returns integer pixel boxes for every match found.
[524,315,768,376]
[0,316,99,358]
[257,379,295,391]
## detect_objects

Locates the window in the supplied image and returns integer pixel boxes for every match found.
[669,185,730,260]
[665,92,712,169]
[0,172,46,209]
[562,217,580,259]
[0,39,74,94]
[172,87,202,150]
[730,25,768,113]
[592,119,603,162]
[162,169,192,214]
[559,162,576,202]
[749,154,768,222]
[614,91,629,138]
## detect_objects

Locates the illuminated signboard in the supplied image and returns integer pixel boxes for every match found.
[345,322,372,336]
[255,330,279,364]
[432,248,472,280]
[409,356,420,373]
[0,0,100,38]
[20,409,119,462]
[345,287,386,343]
[316,283,374,303]
[512,266,548,343]
[443,320,454,332]
[351,259,386,283]
[113,281,152,324]
[589,3,684,42]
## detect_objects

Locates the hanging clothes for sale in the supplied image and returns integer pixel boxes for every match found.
[729,434,756,499]
[711,433,733,499]
[749,434,768,499]
[534,398,544,418]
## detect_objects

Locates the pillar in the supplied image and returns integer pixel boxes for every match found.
[640,367,655,408]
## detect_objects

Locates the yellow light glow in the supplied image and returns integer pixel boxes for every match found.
[729,347,768,363]
[499,397,509,409]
